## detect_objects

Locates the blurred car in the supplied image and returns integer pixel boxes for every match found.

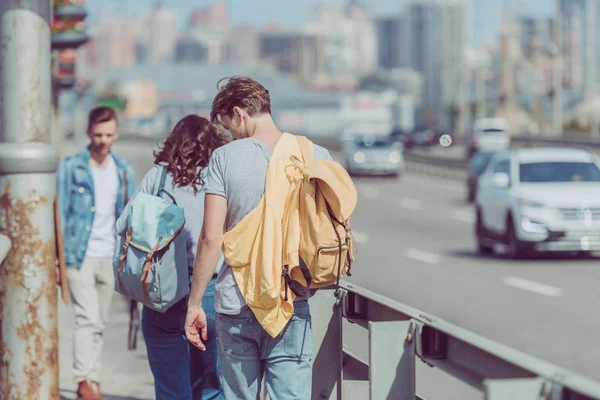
[411,128,454,148]
[475,148,600,258]
[412,128,436,147]
[389,129,413,149]
[468,118,510,158]
[345,135,404,177]
[466,151,496,202]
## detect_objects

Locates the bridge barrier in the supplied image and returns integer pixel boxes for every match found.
[309,281,600,400]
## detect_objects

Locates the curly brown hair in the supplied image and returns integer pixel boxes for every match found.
[154,115,228,192]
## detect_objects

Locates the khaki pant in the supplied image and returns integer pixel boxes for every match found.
[66,257,115,383]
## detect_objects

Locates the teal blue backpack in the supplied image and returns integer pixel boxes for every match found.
[114,167,189,313]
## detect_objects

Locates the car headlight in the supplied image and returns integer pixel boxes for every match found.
[389,151,401,163]
[520,199,545,208]
[439,134,453,147]
[353,152,366,164]
[521,217,548,234]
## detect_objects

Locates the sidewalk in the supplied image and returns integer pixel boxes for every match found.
[58,292,155,400]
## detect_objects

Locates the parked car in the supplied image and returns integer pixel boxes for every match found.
[345,135,404,177]
[389,129,413,149]
[412,128,436,147]
[466,151,496,202]
[411,128,454,148]
[468,118,510,158]
[475,147,600,258]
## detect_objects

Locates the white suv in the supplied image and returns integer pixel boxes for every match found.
[475,148,600,258]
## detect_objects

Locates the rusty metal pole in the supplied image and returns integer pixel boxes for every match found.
[0,1,61,399]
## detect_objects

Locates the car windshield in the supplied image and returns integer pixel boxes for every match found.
[355,136,392,148]
[519,161,600,183]
[469,152,495,175]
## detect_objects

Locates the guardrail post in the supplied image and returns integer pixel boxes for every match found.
[0,1,60,399]
[368,320,416,400]
[310,290,344,400]
[484,378,549,400]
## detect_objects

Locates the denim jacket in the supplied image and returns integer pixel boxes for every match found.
[57,147,137,268]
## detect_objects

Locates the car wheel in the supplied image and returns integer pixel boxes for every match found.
[506,218,525,259]
[476,210,494,255]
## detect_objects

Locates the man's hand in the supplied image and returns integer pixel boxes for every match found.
[185,305,208,351]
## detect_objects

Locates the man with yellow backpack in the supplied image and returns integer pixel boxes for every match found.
[184,76,357,399]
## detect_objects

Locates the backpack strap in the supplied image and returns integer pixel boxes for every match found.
[117,227,134,290]
[157,166,168,194]
[140,237,163,305]
[155,166,177,205]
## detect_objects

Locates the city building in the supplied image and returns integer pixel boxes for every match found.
[186,1,228,64]
[259,31,325,82]
[404,0,468,125]
[548,0,600,94]
[376,16,405,70]
[304,2,378,76]
[80,16,139,72]
[225,26,260,64]
[175,37,209,63]
[139,3,178,64]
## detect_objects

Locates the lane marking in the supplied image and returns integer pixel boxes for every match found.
[452,209,475,224]
[399,197,422,210]
[358,185,379,199]
[503,276,563,297]
[402,174,463,193]
[405,248,441,265]
[352,231,370,244]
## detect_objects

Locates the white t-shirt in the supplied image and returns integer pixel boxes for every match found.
[87,156,120,258]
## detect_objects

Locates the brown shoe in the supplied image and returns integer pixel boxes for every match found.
[76,380,107,400]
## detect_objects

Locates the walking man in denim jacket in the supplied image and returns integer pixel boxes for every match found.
[57,106,136,400]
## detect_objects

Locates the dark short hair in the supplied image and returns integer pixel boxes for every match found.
[87,106,117,132]
[210,76,271,124]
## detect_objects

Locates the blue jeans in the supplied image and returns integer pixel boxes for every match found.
[216,300,313,400]
[142,277,222,400]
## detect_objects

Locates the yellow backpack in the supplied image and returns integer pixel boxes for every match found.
[283,136,358,298]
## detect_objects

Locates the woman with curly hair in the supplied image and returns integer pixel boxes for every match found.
[115,114,228,399]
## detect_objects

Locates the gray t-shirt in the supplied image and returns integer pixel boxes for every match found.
[204,136,332,314]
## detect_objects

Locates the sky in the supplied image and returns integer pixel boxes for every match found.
[86,0,554,46]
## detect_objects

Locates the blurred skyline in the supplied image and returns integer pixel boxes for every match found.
[86,0,554,46]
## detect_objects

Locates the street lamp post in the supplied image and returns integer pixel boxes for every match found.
[0,1,60,399]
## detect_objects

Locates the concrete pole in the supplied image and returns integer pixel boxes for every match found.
[0,1,61,399]
[552,0,564,137]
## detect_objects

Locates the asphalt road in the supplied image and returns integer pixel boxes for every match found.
[62,136,598,398]
[347,171,600,382]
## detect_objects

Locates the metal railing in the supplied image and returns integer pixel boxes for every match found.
[309,281,600,400]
